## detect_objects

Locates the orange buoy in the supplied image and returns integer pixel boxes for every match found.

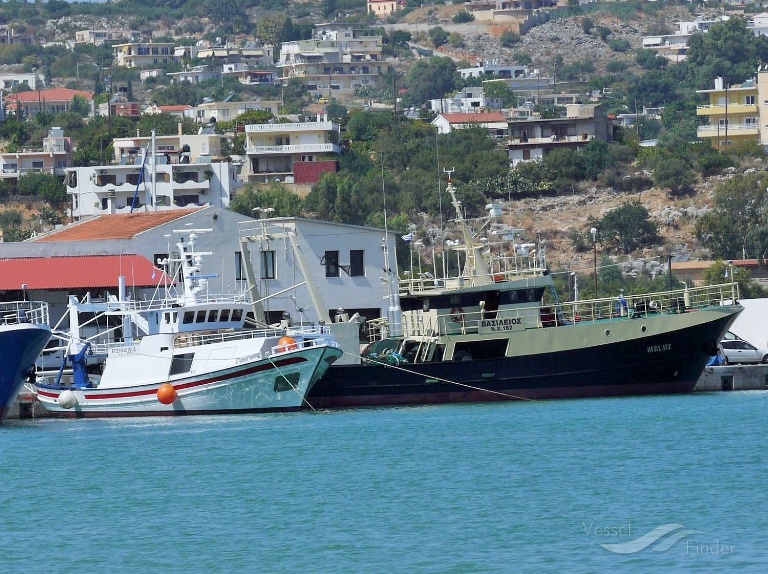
[157,383,177,405]
[277,336,298,352]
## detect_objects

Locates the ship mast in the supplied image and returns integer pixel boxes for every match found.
[445,168,492,287]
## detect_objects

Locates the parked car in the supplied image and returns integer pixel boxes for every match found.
[718,339,768,365]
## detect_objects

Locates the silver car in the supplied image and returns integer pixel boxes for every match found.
[719,339,768,365]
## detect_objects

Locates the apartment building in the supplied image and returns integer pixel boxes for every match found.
[277,25,385,97]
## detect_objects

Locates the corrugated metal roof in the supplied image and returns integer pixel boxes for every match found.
[0,255,166,290]
[33,209,201,242]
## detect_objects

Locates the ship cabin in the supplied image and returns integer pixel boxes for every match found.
[147,301,250,336]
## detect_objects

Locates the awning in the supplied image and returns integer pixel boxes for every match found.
[0,255,169,290]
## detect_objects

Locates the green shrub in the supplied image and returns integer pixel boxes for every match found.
[452,10,475,23]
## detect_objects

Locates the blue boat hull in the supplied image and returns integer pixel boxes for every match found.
[0,324,51,424]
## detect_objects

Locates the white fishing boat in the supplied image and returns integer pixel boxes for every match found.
[35,230,342,417]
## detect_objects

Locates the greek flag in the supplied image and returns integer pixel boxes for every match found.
[401,233,413,242]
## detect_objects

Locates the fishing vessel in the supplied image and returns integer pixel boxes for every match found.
[305,176,743,407]
[0,301,51,424]
[35,230,342,417]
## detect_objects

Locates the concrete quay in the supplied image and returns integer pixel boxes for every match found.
[694,364,768,392]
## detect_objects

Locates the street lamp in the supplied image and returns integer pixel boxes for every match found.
[591,227,598,297]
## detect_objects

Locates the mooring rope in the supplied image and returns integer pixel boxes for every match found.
[333,348,534,402]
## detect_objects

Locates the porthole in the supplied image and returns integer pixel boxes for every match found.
[641,325,647,333]
[604,329,611,337]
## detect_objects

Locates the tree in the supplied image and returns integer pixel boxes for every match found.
[500,30,520,47]
[70,95,90,117]
[321,0,338,19]
[428,27,449,48]
[696,173,768,260]
[403,57,458,108]
[483,80,516,108]
[595,200,659,254]
[452,11,474,24]
[228,183,304,218]
[702,260,767,299]
[281,78,310,113]
[653,156,693,196]
[136,113,197,136]
[16,173,66,203]
[596,25,611,42]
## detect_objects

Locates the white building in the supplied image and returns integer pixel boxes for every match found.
[242,116,341,188]
[429,87,501,114]
[431,112,508,138]
[641,17,729,62]
[0,72,40,91]
[185,99,281,124]
[239,216,396,328]
[64,132,241,219]
[0,208,396,341]
[168,65,221,85]
[0,127,72,185]
[277,25,385,96]
[113,41,175,68]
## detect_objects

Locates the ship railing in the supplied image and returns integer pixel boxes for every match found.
[0,300,49,327]
[555,281,740,325]
[394,282,740,337]
[399,268,546,294]
[93,293,248,313]
[174,324,334,350]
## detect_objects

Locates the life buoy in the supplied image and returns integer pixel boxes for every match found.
[450,306,464,323]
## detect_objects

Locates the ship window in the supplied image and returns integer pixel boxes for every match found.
[220,309,230,322]
[196,310,206,322]
[170,353,194,375]
[164,312,172,324]
[183,311,195,324]
[208,310,219,322]
[232,308,243,321]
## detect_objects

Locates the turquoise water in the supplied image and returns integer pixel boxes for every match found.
[2,392,766,573]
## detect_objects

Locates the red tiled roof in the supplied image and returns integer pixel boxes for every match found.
[6,88,93,103]
[439,112,507,124]
[34,209,202,242]
[0,256,166,290]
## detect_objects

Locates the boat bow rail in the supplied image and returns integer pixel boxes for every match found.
[0,301,49,326]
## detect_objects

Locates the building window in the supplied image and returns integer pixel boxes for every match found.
[746,95,756,105]
[261,250,276,279]
[235,251,245,280]
[350,250,364,277]
[324,250,339,277]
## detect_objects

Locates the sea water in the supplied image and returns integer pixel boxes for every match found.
[1,392,766,573]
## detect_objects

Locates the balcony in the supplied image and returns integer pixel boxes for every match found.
[696,103,757,116]
[245,121,335,133]
[697,124,759,138]
[507,134,595,147]
[245,143,340,155]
